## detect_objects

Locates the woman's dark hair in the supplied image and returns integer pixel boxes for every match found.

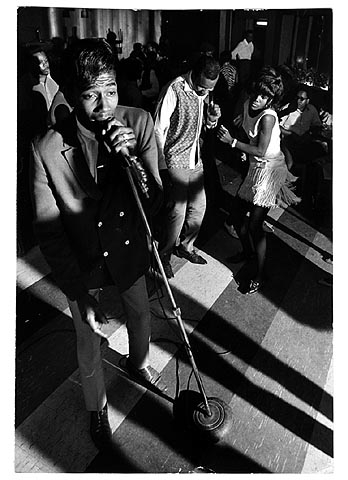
[250,66,284,108]
[64,38,116,92]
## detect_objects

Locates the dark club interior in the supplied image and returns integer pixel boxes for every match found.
[15,6,334,475]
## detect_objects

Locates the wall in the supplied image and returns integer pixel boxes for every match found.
[17,7,161,59]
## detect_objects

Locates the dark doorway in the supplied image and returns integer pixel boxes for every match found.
[161,10,220,62]
[252,21,267,76]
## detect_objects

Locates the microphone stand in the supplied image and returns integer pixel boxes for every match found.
[124,159,212,417]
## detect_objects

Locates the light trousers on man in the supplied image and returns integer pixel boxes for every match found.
[68,275,151,412]
[160,164,206,256]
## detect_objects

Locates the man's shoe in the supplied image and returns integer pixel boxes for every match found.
[119,356,168,393]
[90,404,113,450]
[263,221,274,233]
[174,247,207,264]
[318,276,333,287]
[246,279,262,295]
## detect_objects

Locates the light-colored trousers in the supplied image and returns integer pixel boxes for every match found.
[68,275,151,411]
[160,164,206,256]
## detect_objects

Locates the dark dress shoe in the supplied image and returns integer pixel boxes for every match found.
[119,356,168,393]
[90,404,113,450]
[246,279,263,295]
[174,247,207,264]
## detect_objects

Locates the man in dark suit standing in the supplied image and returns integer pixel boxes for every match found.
[29,39,166,451]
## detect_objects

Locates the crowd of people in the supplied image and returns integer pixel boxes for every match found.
[17,32,332,451]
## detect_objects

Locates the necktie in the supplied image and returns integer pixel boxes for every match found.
[96,140,111,187]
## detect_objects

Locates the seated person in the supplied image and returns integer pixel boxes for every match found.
[278,87,326,164]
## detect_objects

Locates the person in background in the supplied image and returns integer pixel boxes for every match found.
[129,42,147,67]
[30,39,166,452]
[231,30,254,87]
[29,46,59,112]
[154,55,221,278]
[278,87,324,164]
[217,67,300,294]
[219,50,238,95]
[117,57,144,108]
[141,43,160,114]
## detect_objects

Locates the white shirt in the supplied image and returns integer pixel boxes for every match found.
[231,39,254,60]
[154,72,207,170]
[76,117,124,179]
[279,103,322,136]
[32,74,59,110]
[76,118,99,179]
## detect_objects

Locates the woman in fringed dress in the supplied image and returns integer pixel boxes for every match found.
[217,66,301,294]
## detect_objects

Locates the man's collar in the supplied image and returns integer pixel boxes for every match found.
[298,104,309,113]
[183,71,194,91]
[76,117,96,141]
[182,71,209,99]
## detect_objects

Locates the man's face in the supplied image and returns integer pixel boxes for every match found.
[75,72,119,131]
[296,91,309,111]
[32,51,50,76]
[192,73,218,97]
[246,33,253,43]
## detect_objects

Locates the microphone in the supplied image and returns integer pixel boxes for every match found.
[118,148,150,199]
[96,122,149,199]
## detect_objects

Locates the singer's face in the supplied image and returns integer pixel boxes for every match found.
[75,72,119,131]
[192,73,218,97]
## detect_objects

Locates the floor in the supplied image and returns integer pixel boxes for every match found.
[14,159,334,475]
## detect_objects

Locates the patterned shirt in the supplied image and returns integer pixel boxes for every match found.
[154,72,208,170]
[220,63,238,90]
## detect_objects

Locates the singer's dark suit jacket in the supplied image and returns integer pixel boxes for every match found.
[30,106,161,301]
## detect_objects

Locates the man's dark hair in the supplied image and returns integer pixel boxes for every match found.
[297,86,310,99]
[64,38,116,92]
[133,42,143,52]
[192,55,220,80]
[219,50,232,65]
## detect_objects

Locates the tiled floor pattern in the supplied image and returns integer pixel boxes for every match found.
[15,162,333,474]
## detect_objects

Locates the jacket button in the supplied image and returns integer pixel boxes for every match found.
[125,240,130,245]
[98,221,103,227]
[119,211,125,217]
[103,251,109,257]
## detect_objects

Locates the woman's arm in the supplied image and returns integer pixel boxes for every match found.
[217,114,275,157]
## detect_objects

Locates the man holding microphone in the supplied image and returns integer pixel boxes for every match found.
[30,38,166,451]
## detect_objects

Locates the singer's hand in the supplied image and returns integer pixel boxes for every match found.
[101,118,136,153]
[77,292,109,339]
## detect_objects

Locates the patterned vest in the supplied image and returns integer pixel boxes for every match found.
[164,77,202,169]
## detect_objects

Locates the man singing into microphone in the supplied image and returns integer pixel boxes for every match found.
[29,39,166,451]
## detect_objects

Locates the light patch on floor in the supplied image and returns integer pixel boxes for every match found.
[15,247,234,473]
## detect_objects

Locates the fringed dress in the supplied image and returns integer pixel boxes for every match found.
[237,102,301,209]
